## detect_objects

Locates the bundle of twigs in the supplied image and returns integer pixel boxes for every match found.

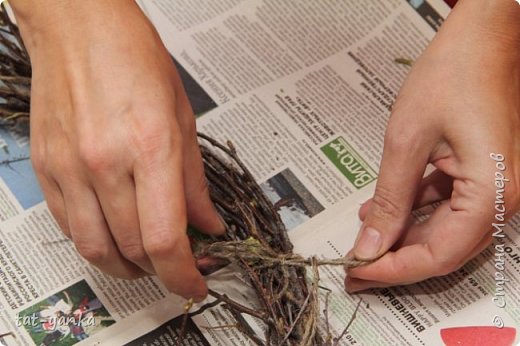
[0,5,369,345]
[0,5,30,137]
[197,133,322,345]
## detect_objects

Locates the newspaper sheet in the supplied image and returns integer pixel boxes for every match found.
[1,0,519,345]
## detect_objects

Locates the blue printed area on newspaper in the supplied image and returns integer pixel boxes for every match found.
[0,128,43,209]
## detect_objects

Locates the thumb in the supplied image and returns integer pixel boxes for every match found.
[352,130,431,260]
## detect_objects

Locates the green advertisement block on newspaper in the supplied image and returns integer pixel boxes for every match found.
[321,137,377,189]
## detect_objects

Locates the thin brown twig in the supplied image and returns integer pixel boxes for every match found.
[278,285,313,346]
[176,298,194,346]
[0,332,14,339]
[207,289,266,321]
[332,298,363,346]
[322,288,332,345]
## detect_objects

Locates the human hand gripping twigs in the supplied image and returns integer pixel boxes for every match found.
[11,0,224,301]
[346,0,520,292]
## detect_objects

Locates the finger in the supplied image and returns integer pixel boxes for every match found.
[32,150,70,236]
[348,201,492,284]
[93,173,155,274]
[393,200,493,252]
[358,200,370,221]
[412,170,453,209]
[175,78,225,236]
[390,200,452,248]
[135,144,208,301]
[196,256,229,276]
[345,277,389,293]
[37,175,70,238]
[345,231,493,293]
[352,124,434,261]
[461,230,493,265]
[358,170,453,221]
[60,178,145,279]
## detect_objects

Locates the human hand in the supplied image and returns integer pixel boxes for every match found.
[12,1,224,301]
[346,0,520,292]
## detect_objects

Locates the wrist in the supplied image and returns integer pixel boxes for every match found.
[9,0,141,55]
[425,0,520,73]
[449,0,520,52]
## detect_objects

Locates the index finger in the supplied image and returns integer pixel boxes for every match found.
[134,143,207,301]
[348,200,494,284]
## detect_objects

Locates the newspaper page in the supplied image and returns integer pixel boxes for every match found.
[139,0,519,345]
[0,199,190,346]
[2,0,519,345]
[142,0,447,226]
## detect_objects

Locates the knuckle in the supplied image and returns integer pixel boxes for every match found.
[44,147,78,179]
[78,141,115,173]
[29,135,46,171]
[119,243,148,263]
[53,159,75,178]
[435,256,463,277]
[391,256,412,278]
[47,205,69,235]
[56,158,85,183]
[383,126,420,155]
[30,151,46,174]
[371,186,405,220]
[143,229,179,258]
[75,241,110,264]
[133,132,183,171]
[44,140,76,176]
[134,129,182,157]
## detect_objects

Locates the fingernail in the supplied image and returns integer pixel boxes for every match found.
[344,277,360,293]
[354,227,381,260]
[197,257,229,276]
[345,284,364,293]
[344,277,352,291]
[193,288,208,303]
[193,295,207,303]
[344,277,368,293]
